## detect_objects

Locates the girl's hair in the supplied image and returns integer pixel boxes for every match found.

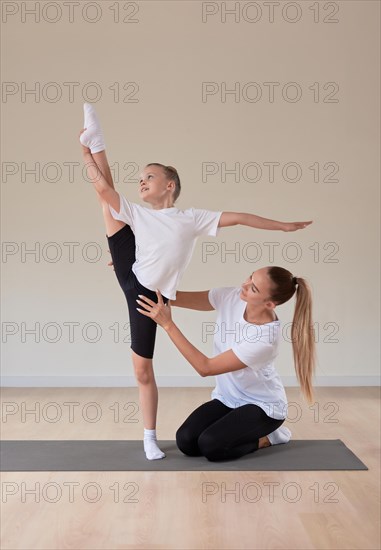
[267,266,316,404]
[146,163,181,203]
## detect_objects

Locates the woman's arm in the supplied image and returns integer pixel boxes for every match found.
[170,291,214,311]
[218,212,312,232]
[136,291,247,377]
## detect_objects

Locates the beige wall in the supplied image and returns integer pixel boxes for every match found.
[2,0,380,386]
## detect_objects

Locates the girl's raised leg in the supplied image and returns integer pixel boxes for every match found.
[91,150,125,238]
[79,102,123,237]
[80,143,124,237]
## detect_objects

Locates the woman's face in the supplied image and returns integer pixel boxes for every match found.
[138,165,174,203]
[240,267,274,308]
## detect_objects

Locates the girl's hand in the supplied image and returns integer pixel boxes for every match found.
[136,290,174,331]
[107,250,114,271]
[282,221,313,232]
[79,129,91,154]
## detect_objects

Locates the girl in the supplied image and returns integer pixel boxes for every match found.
[79,103,312,460]
[137,266,315,461]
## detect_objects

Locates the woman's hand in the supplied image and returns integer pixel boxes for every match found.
[282,221,313,232]
[136,290,174,331]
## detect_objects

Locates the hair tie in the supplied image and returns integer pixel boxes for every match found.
[292,276,298,286]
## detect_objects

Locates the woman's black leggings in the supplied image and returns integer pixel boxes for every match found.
[176,399,284,462]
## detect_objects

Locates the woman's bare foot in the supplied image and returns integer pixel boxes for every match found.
[258,436,271,449]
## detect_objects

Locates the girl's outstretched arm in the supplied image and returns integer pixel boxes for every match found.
[218,212,312,232]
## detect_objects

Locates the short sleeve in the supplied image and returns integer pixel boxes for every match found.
[208,287,236,311]
[232,326,279,372]
[208,288,219,310]
[192,209,222,237]
[108,194,134,226]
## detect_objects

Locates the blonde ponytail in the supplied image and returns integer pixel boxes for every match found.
[267,267,316,404]
[291,278,316,404]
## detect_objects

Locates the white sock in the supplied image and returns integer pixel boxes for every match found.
[267,426,292,445]
[143,428,165,460]
[80,103,105,153]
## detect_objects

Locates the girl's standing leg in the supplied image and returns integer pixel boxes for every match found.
[103,210,164,459]
[132,352,159,428]
[132,351,165,459]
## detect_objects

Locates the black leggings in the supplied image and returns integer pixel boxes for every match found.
[176,399,284,462]
[106,224,168,359]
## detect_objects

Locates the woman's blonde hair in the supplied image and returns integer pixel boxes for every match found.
[267,266,316,404]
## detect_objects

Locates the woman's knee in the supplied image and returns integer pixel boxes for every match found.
[198,432,223,462]
[176,425,200,456]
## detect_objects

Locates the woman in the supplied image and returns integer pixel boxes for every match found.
[136,266,315,462]
[79,103,312,460]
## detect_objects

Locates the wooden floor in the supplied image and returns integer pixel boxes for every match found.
[1,387,380,550]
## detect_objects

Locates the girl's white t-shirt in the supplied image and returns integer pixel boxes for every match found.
[109,194,222,299]
[208,286,288,420]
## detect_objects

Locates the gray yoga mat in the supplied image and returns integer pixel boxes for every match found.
[0,440,367,471]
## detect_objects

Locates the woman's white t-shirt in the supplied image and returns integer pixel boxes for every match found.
[109,194,222,300]
[208,287,288,420]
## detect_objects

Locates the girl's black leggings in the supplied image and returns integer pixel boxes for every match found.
[106,224,168,359]
[176,399,284,462]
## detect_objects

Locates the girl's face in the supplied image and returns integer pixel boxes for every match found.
[138,166,174,203]
[240,267,274,309]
